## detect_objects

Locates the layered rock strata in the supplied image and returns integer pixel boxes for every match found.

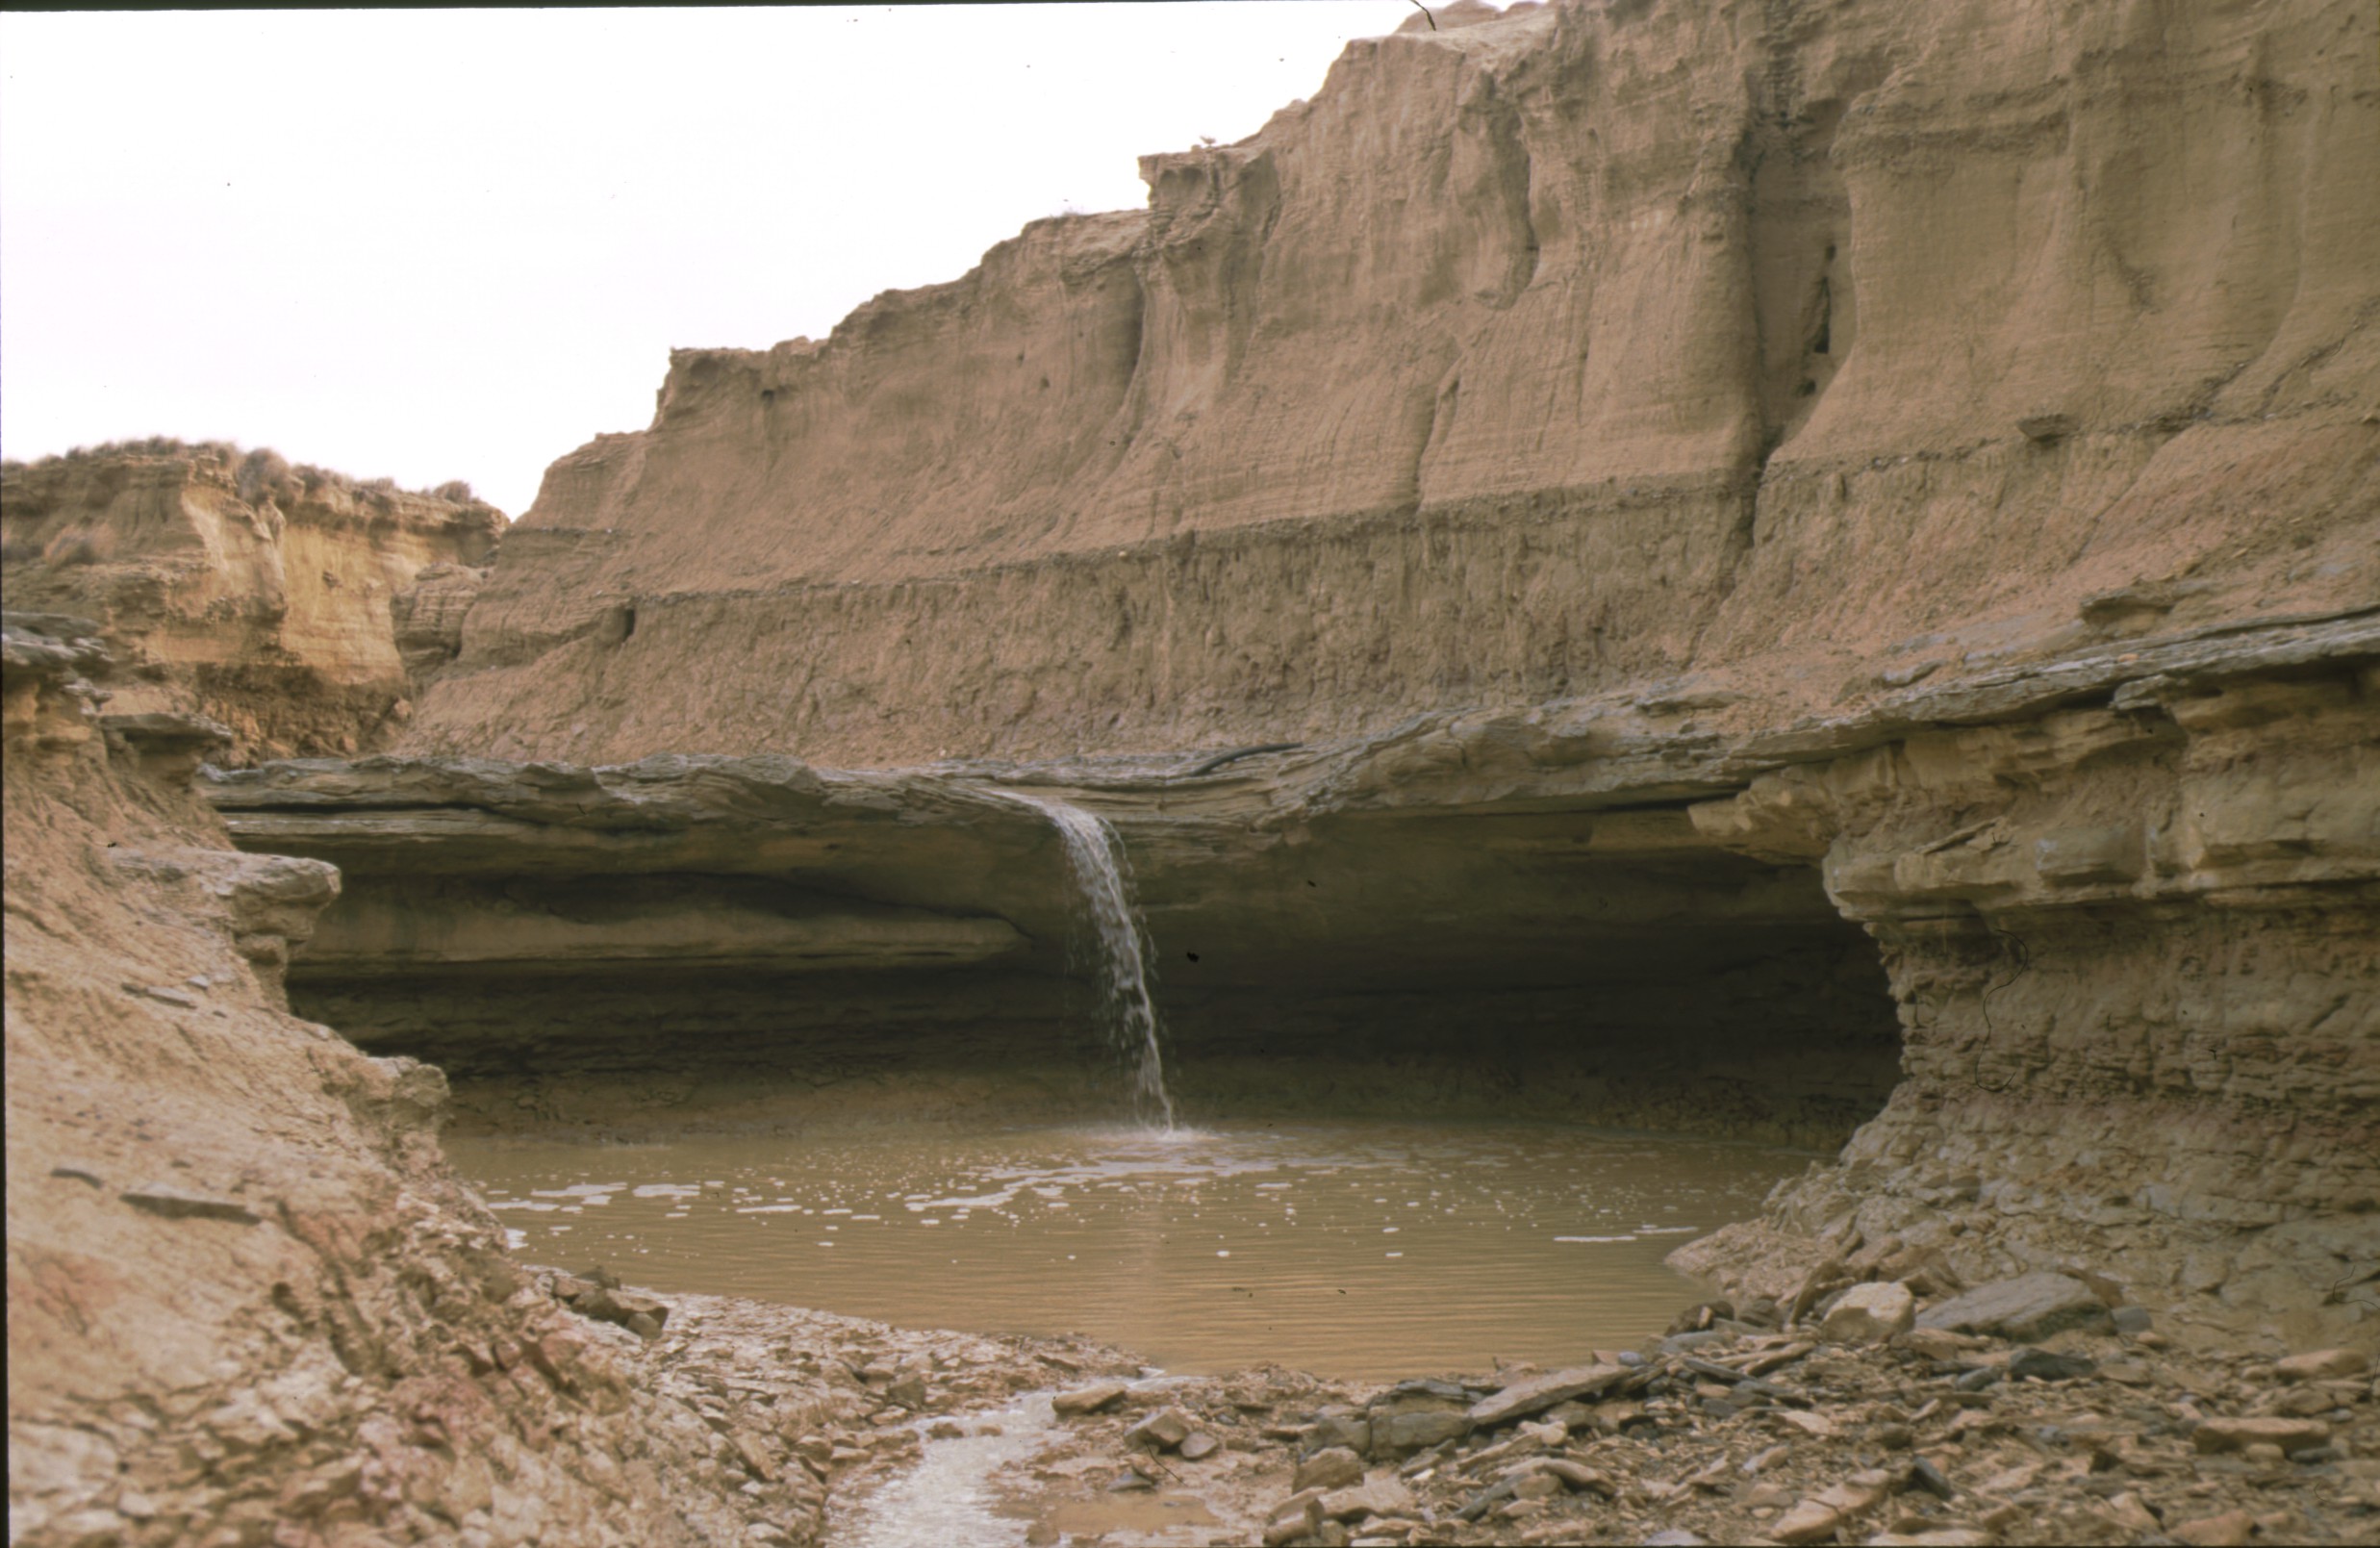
[209,610,2378,1342]
[404,0,2376,770]
[2,616,834,1547]
[204,746,1902,1149]
[0,443,502,762]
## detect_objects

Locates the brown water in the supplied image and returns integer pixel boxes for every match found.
[446,1120,1802,1379]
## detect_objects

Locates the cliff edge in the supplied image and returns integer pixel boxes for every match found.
[1,441,502,763]
[405,0,2377,768]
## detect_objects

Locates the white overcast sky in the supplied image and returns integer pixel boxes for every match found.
[1,2,1416,515]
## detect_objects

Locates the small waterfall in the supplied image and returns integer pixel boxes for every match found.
[995,791,1178,1130]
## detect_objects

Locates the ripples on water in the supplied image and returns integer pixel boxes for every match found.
[446,1122,1802,1378]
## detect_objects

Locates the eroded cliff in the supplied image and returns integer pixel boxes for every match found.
[406,0,2376,770]
[0,442,502,762]
[2,617,839,1547]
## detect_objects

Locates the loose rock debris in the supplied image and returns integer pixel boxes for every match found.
[542,1267,2376,1547]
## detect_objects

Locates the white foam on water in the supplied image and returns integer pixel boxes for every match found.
[828,1395,1061,1548]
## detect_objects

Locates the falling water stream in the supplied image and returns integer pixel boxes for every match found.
[991,789,1178,1129]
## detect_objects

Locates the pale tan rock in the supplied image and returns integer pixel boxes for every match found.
[1051,1382,1130,1416]
[2274,1348,2367,1383]
[392,0,2376,778]
[1319,1475,1415,1521]
[1771,1500,1844,1544]
[1822,1282,1915,1344]
[2190,1415,2331,1454]
[1468,1364,1628,1428]
[1295,1446,1367,1492]
[2169,1509,2258,1547]
[2,444,499,761]
[1,624,834,1547]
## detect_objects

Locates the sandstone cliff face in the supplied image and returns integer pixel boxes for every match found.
[1,444,502,762]
[2,618,832,1547]
[408,0,2375,769]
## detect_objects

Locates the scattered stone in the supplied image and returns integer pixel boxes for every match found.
[117,1182,260,1225]
[885,1375,926,1409]
[1373,1408,1469,1454]
[1822,1282,1915,1344]
[1320,1476,1414,1522]
[1127,1406,1194,1451]
[2192,1416,2330,1454]
[2275,1348,2367,1382]
[1179,1432,1219,1460]
[1265,1491,1327,1546]
[1641,1534,1709,1547]
[1667,1301,1734,1334]
[1051,1383,1128,1416]
[1907,1457,1955,1500]
[1914,1273,2111,1341]
[1770,1500,1843,1543]
[1467,1363,1627,1428]
[1311,1409,1373,1454]
[557,1278,672,1336]
[2111,1305,2155,1337]
[2170,1508,2258,1547]
[1536,1459,1612,1496]
[2007,1348,2094,1383]
[1295,1446,1366,1492]
[1775,1408,1836,1437]
[1894,1328,1985,1362]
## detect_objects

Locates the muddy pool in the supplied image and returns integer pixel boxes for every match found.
[447,1119,1803,1379]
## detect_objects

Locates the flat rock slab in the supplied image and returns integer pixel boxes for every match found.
[118,1184,261,1225]
[2275,1348,2367,1382]
[1913,1273,2108,1341]
[2191,1416,2331,1454]
[1466,1363,1627,1428]
[1051,1383,1128,1416]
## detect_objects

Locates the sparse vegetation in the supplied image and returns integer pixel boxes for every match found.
[236,447,297,506]
[5,440,492,509]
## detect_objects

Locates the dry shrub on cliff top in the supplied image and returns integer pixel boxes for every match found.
[9,440,491,510]
[235,446,297,506]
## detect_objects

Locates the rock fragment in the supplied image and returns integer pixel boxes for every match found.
[1769,1499,1842,1543]
[2170,1509,2258,1547]
[1318,1475,1413,1522]
[2274,1348,2367,1382]
[117,1183,261,1225]
[1127,1406,1193,1451]
[1466,1363,1627,1428]
[2191,1416,2330,1454]
[1912,1273,2110,1340]
[1294,1446,1365,1492]
[1051,1382,1127,1416]
[1820,1282,1914,1344]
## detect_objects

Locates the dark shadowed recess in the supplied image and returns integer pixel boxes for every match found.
[277,799,1904,1150]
